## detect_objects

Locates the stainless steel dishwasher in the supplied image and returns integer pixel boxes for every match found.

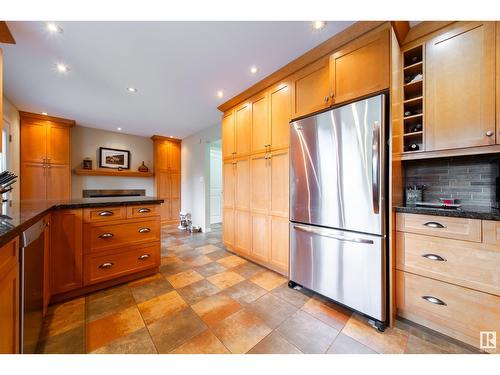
[20,218,46,353]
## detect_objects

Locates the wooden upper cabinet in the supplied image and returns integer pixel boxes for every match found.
[47,124,70,164]
[330,29,390,104]
[20,163,46,201]
[291,57,331,119]
[168,141,181,172]
[269,82,291,150]
[251,93,269,155]
[21,119,47,163]
[425,22,496,151]
[223,160,235,209]
[235,104,251,157]
[222,111,235,159]
[154,140,170,170]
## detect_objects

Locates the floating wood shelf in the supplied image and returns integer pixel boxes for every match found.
[74,168,154,177]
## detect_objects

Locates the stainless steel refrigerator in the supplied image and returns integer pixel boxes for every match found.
[289,94,387,330]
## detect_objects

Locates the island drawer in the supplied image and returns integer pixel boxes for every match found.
[396,213,481,242]
[84,242,160,285]
[84,218,160,253]
[396,270,500,352]
[126,205,159,219]
[396,232,500,296]
[83,206,127,222]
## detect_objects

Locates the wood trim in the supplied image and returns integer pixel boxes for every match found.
[217,21,387,112]
[74,168,154,177]
[0,21,15,44]
[395,144,500,161]
[391,21,410,45]
[403,21,455,45]
[150,134,182,143]
[19,111,75,127]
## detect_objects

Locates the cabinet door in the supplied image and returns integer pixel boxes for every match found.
[270,149,289,218]
[43,215,51,316]
[270,216,289,274]
[21,119,47,163]
[330,29,389,104]
[160,199,171,222]
[251,93,269,154]
[222,208,234,248]
[47,124,70,164]
[46,164,71,200]
[168,141,181,172]
[223,160,235,209]
[0,266,19,354]
[21,163,46,201]
[235,157,250,211]
[155,140,170,170]
[169,172,181,199]
[222,111,235,159]
[291,57,331,118]
[170,198,180,222]
[235,104,251,157]
[426,22,495,150]
[157,171,170,199]
[269,82,291,150]
[235,210,251,256]
[251,213,269,263]
[250,153,269,215]
[50,209,83,295]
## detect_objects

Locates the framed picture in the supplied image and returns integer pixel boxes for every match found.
[99,147,130,169]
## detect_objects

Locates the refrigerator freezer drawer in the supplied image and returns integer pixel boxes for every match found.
[290,223,386,321]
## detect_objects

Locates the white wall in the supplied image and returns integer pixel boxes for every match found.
[2,97,20,202]
[181,123,221,232]
[71,126,154,198]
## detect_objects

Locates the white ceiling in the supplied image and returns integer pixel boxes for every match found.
[2,21,354,138]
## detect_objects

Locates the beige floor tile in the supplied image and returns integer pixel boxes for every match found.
[137,290,188,324]
[130,277,174,304]
[223,280,267,305]
[247,293,297,329]
[194,261,227,277]
[212,309,272,354]
[207,271,245,290]
[248,331,302,354]
[127,273,164,288]
[185,255,213,267]
[404,335,450,354]
[270,284,312,308]
[342,314,409,354]
[216,255,247,269]
[177,279,220,305]
[36,325,85,354]
[327,333,376,354]
[91,327,157,354]
[170,330,229,354]
[250,270,287,291]
[301,297,352,331]
[166,269,204,289]
[195,244,221,255]
[192,293,242,327]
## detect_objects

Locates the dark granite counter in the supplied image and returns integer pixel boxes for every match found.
[394,205,500,221]
[0,197,164,247]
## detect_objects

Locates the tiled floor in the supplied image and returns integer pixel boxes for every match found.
[36,223,478,354]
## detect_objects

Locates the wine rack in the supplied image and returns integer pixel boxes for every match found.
[402,44,424,153]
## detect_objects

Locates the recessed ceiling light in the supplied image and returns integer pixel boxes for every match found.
[41,112,48,116]
[46,22,63,34]
[217,90,224,98]
[56,63,70,74]
[126,87,137,93]
[312,21,326,30]
[117,127,122,131]
[250,66,258,74]
[169,136,174,138]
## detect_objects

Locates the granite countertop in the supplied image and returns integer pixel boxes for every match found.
[0,196,164,247]
[395,204,500,221]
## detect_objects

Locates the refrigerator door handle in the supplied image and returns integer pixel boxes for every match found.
[293,224,374,244]
[372,121,380,214]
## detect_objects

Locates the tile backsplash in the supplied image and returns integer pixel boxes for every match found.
[404,155,500,208]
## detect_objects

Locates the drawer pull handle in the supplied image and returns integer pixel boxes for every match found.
[422,295,447,306]
[99,233,114,239]
[99,262,114,269]
[423,221,446,229]
[98,211,114,217]
[421,253,447,262]
[138,228,151,233]
[138,254,151,260]
[138,208,151,213]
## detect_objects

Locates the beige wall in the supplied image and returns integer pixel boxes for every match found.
[71,126,154,198]
[1,97,20,202]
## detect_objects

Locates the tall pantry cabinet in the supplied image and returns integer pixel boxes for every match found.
[151,135,181,224]
[20,112,74,201]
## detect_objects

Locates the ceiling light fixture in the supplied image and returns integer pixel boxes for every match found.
[56,63,70,74]
[42,112,48,116]
[250,66,258,74]
[117,127,122,131]
[46,22,63,34]
[217,90,224,98]
[312,21,326,30]
[126,87,137,93]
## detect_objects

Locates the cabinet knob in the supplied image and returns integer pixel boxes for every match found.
[138,208,151,213]
[99,233,114,239]
[422,295,447,306]
[324,96,329,102]
[138,254,151,261]
[138,227,151,233]
[99,262,114,269]
[423,221,446,229]
[98,211,114,216]
[486,130,494,137]
[421,253,447,262]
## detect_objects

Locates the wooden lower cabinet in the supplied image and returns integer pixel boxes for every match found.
[222,208,234,248]
[269,216,289,272]
[0,237,20,354]
[251,213,269,263]
[234,210,251,256]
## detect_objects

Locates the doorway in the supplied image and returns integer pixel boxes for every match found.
[208,140,222,225]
